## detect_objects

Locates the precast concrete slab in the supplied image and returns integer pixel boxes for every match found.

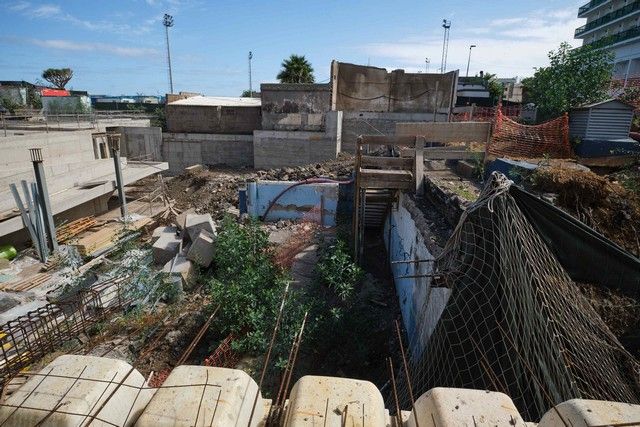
[152,233,182,265]
[184,214,216,242]
[186,229,215,267]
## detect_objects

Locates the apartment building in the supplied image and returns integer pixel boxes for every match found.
[575,0,640,85]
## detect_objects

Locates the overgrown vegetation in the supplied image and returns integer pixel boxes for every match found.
[207,217,379,381]
[277,54,315,84]
[151,107,166,130]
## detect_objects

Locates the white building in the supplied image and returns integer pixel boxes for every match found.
[574,0,640,85]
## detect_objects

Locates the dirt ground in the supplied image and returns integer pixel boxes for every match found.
[530,165,640,257]
[155,154,354,219]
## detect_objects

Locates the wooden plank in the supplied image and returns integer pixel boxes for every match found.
[359,168,413,179]
[415,137,424,195]
[0,273,51,292]
[424,151,483,160]
[358,135,416,147]
[359,179,413,190]
[360,156,413,169]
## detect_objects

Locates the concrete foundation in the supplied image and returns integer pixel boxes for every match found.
[162,133,253,173]
[341,111,448,153]
[253,111,342,169]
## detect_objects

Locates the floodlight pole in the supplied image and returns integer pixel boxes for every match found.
[163,14,174,94]
[466,45,477,77]
[248,51,253,97]
[425,57,430,73]
[441,20,451,73]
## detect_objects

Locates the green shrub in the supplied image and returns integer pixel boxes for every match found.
[316,239,363,302]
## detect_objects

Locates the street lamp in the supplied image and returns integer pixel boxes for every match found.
[441,19,451,73]
[466,44,477,77]
[425,57,430,73]
[163,14,174,94]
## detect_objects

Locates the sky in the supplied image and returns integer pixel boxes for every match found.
[0,0,586,96]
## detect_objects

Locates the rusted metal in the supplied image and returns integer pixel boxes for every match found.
[387,357,402,427]
[176,306,220,366]
[0,276,134,387]
[248,282,290,426]
[394,320,419,427]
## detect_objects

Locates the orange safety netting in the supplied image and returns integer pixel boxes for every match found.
[451,105,521,122]
[487,108,571,158]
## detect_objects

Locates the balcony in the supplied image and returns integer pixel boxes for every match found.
[575,0,640,37]
[578,0,610,16]
[587,25,640,47]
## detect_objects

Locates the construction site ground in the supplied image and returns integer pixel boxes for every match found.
[3,154,640,400]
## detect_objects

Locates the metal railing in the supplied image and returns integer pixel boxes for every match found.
[579,0,610,16]
[576,1,640,37]
[587,25,640,47]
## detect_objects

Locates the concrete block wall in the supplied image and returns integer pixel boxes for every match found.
[108,126,163,161]
[253,111,342,169]
[162,133,253,173]
[165,104,261,134]
[341,111,448,153]
[261,83,331,131]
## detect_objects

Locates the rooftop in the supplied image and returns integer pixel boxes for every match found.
[169,95,261,107]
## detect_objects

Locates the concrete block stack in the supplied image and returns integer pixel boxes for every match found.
[151,213,217,289]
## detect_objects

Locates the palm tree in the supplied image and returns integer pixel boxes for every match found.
[277,55,315,83]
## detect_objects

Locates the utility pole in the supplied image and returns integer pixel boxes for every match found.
[163,14,174,94]
[466,45,476,77]
[425,57,430,73]
[441,19,451,73]
[248,51,253,97]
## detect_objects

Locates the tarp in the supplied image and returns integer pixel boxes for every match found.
[510,185,640,295]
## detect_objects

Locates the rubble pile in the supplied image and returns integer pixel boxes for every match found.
[531,166,640,256]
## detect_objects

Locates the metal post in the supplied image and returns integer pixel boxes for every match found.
[110,138,128,220]
[32,182,49,262]
[29,148,58,252]
[248,51,253,96]
[163,14,175,94]
[9,183,42,261]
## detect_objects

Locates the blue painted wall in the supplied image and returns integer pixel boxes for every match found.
[246,181,339,226]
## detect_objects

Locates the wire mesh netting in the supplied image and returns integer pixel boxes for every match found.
[488,109,571,158]
[397,172,640,420]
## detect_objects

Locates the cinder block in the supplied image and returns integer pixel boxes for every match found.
[152,233,182,265]
[151,226,177,243]
[175,208,196,231]
[186,229,215,267]
[185,214,216,241]
[162,255,193,290]
[455,160,476,179]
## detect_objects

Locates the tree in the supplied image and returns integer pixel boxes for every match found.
[522,42,613,121]
[277,54,315,83]
[41,68,74,89]
[482,72,503,105]
[241,90,258,98]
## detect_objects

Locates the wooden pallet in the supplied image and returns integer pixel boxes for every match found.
[56,216,97,243]
[0,273,52,292]
[73,217,153,257]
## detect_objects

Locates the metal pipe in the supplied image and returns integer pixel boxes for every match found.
[29,148,58,252]
[110,141,128,220]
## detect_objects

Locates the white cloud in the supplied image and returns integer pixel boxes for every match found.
[21,37,160,57]
[9,1,31,11]
[30,4,60,17]
[362,5,584,79]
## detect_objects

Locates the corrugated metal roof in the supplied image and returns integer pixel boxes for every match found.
[169,96,261,107]
[572,99,635,110]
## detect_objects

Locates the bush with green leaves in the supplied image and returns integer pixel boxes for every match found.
[208,216,293,354]
[315,239,363,302]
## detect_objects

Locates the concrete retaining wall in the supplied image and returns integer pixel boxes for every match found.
[396,121,491,143]
[246,180,339,226]
[253,111,342,169]
[162,133,253,173]
[383,194,448,357]
[331,61,458,113]
[341,112,448,153]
